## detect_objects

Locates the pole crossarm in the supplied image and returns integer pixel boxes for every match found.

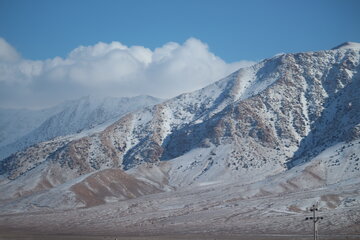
[305,204,323,240]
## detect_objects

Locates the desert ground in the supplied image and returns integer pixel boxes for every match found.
[1,232,360,240]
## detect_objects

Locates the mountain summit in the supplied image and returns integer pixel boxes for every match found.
[332,41,360,50]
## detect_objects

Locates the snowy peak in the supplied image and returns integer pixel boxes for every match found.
[332,41,360,50]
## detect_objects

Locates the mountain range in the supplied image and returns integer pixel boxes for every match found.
[0,42,359,238]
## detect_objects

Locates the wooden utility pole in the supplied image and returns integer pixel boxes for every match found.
[305,204,323,240]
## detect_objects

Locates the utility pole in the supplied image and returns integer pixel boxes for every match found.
[305,204,323,240]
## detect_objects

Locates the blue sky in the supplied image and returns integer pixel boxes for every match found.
[1,0,359,62]
[0,0,359,108]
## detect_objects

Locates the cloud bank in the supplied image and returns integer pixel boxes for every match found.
[0,37,255,109]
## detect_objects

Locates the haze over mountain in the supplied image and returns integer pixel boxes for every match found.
[0,43,359,238]
[0,107,61,148]
[0,95,162,160]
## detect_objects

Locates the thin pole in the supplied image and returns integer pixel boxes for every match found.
[313,205,317,240]
[305,204,323,240]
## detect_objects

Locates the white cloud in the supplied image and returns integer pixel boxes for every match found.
[0,38,21,62]
[0,37,255,109]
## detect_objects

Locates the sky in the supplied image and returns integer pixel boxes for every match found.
[0,0,359,109]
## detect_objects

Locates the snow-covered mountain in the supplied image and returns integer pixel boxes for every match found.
[0,43,359,236]
[0,95,162,160]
